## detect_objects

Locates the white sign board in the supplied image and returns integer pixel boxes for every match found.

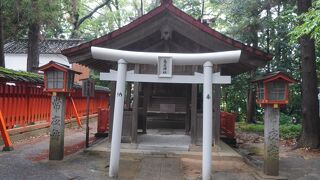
[158,56,172,77]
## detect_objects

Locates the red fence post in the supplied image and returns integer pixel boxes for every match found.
[0,109,13,151]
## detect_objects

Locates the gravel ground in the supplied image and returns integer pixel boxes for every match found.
[236,131,320,180]
[5,122,319,180]
[0,120,259,180]
[0,119,101,180]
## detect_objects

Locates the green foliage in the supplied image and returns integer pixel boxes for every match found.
[290,0,320,45]
[286,83,302,119]
[214,0,302,122]
[280,124,301,139]
[237,121,301,140]
[90,70,110,87]
[279,112,293,125]
[2,0,63,39]
[175,0,202,19]
[222,73,250,119]
[290,0,320,82]
[237,121,264,133]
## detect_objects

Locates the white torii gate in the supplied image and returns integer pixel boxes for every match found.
[91,47,241,180]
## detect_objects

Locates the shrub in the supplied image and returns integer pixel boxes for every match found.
[280,124,301,139]
[237,122,301,140]
[237,122,264,133]
[279,113,292,125]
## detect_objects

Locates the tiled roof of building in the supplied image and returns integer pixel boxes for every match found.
[0,66,44,83]
[4,39,84,54]
[62,2,272,61]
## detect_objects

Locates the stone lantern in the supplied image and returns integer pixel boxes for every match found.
[253,71,296,177]
[39,61,81,160]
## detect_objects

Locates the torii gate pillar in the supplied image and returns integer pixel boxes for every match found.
[202,61,213,180]
[109,59,127,177]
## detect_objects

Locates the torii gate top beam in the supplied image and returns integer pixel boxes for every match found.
[91,47,241,65]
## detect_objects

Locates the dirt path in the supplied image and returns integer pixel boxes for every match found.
[0,119,100,180]
[236,131,320,180]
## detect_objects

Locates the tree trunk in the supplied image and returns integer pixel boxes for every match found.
[70,0,79,38]
[114,0,121,28]
[246,71,256,123]
[246,29,258,123]
[27,22,40,72]
[200,0,205,19]
[0,0,4,68]
[297,0,320,148]
[140,0,144,16]
[266,0,271,72]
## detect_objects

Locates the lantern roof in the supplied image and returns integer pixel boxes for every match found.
[252,71,296,83]
[38,61,81,75]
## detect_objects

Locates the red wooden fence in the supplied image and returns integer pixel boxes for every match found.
[0,83,109,129]
[220,111,236,139]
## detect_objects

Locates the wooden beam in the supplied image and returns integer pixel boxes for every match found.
[123,31,162,51]
[191,66,198,144]
[169,41,192,53]
[131,65,140,143]
[125,83,132,110]
[68,51,92,64]
[213,65,221,146]
[142,83,151,133]
[102,17,167,50]
[142,41,164,52]
[108,82,116,142]
[185,84,191,134]
[171,31,206,53]
[168,16,235,52]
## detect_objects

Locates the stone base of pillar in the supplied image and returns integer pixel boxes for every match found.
[255,170,287,180]
[49,94,66,161]
[2,146,14,151]
[263,105,279,176]
[196,175,213,180]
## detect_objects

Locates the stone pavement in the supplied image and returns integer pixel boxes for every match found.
[137,129,190,151]
[1,124,319,180]
[135,157,182,180]
[88,131,243,160]
[0,123,257,180]
[279,155,320,180]
[86,132,258,180]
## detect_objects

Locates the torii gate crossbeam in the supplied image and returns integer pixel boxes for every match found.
[91,47,241,180]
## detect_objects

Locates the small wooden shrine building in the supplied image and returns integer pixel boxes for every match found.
[62,0,272,145]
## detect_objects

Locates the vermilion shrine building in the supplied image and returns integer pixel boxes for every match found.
[62,0,272,145]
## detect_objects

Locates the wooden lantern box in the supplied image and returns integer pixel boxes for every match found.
[253,72,296,108]
[38,61,81,93]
